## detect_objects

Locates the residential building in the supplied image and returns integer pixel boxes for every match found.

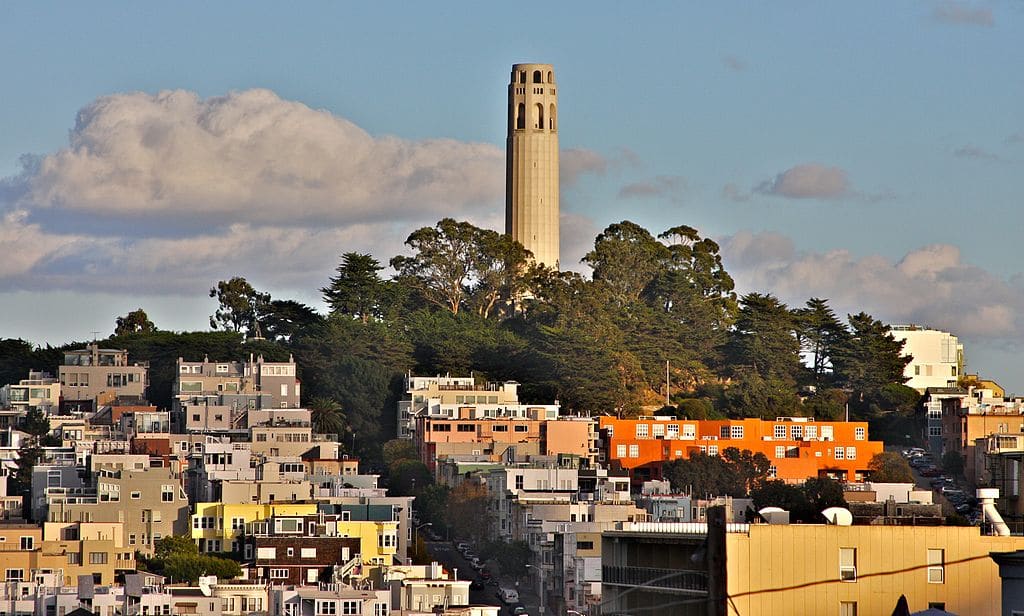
[173,354,301,431]
[599,416,883,484]
[381,562,472,611]
[247,514,361,585]
[268,584,390,616]
[942,388,1024,484]
[890,325,963,393]
[416,412,593,473]
[58,344,149,412]
[397,374,522,440]
[0,370,60,414]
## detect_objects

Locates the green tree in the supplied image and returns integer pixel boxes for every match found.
[147,535,240,584]
[382,439,419,469]
[308,397,346,436]
[802,388,849,421]
[583,221,668,303]
[793,298,846,384]
[322,253,391,322]
[726,293,803,385]
[724,369,800,418]
[390,219,483,315]
[388,459,433,496]
[867,452,914,483]
[114,308,156,336]
[209,277,271,336]
[831,313,911,417]
[19,407,50,438]
[261,300,322,341]
[446,482,490,543]
[663,450,770,497]
[467,231,536,320]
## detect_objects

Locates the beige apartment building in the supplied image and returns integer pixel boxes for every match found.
[0,521,132,586]
[397,374,524,439]
[58,344,148,410]
[40,467,189,555]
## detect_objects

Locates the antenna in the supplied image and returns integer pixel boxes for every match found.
[90,331,101,341]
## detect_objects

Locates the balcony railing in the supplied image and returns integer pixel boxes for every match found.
[602,566,708,594]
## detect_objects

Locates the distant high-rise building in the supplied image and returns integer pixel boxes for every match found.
[506,63,559,269]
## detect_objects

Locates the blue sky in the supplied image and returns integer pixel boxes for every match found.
[1,2,1023,389]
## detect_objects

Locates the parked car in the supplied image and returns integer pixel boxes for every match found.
[456,542,471,553]
[498,588,520,604]
[513,606,528,615]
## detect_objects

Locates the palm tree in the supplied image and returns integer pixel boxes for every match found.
[308,397,346,437]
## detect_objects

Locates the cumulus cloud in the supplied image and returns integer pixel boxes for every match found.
[14,89,504,229]
[560,148,608,186]
[719,231,1024,339]
[618,175,686,201]
[932,1,994,26]
[954,144,1000,160]
[754,164,850,200]
[0,88,516,297]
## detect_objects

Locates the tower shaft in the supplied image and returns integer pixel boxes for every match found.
[505,63,559,269]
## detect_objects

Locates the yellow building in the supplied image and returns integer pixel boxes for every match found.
[192,502,317,552]
[603,519,1024,615]
[0,522,133,586]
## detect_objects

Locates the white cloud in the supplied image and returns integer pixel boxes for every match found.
[755,164,850,200]
[0,88,518,297]
[720,231,1024,339]
[618,175,686,201]
[16,89,504,228]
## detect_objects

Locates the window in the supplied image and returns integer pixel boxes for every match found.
[129,534,136,545]
[275,518,302,534]
[846,447,856,460]
[854,427,865,441]
[774,425,786,439]
[216,364,229,374]
[287,547,295,557]
[791,425,803,440]
[492,424,508,432]
[731,425,744,439]
[89,552,108,565]
[301,547,316,558]
[839,602,857,616]
[720,425,730,439]
[927,549,944,583]
[682,424,696,439]
[317,600,337,615]
[514,425,528,432]
[379,532,397,549]
[652,423,665,438]
[835,448,845,460]
[131,491,141,499]
[839,548,856,581]
[374,603,389,616]
[341,601,360,615]
[666,424,679,438]
[515,475,524,490]
[775,446,786,459]
[929,426,942,437]
[708,445,719,456]
[616,445,627,458]
[636,424,649,438]
[805,425,817,440]
[457,424,475,432]
[821,425,834,440]
[628,444,639,458]
[19,536,33,550]
[577,541,594,550]
[161,485,174,502]
[270,568,289,579]
[767,465,777,478]
[68,552,81,564]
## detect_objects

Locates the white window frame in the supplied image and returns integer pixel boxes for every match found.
[839,547,856,582]
[616,444,626,458]
[774,425,786,439]
[731,425,744,439]
[927,549,944,584]
[636,424,649,439]
[854,427,865,441]
[628,444,639,458]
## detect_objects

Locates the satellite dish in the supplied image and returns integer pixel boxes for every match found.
[822,507,853,526]
[758,506,786,516]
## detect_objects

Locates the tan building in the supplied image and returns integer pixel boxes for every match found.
[40,466,189,555]
[58,344,148,410]
[397,375,524,439]
[506,63,559,268]
[602,517,1024,616]
[0,370,60,413]
[0,521,132,586]
[416,410,594,472]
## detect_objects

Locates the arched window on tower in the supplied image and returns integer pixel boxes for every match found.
[534,103,544,130]
[549,103,556,130]
[547,71,553,83]
[533,70,542,83]
[516,103,525,130]
[519,71,527,84]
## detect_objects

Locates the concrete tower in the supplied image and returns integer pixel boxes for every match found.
[506,63,559,269]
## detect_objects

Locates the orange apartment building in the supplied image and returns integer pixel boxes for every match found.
[598,416,883,484]
[415,409,595,472]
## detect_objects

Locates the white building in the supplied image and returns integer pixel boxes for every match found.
[890,325,963,392]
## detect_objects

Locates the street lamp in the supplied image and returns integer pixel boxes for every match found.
[414,522,433,557]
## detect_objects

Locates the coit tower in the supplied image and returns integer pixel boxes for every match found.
[506,63,559,269]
